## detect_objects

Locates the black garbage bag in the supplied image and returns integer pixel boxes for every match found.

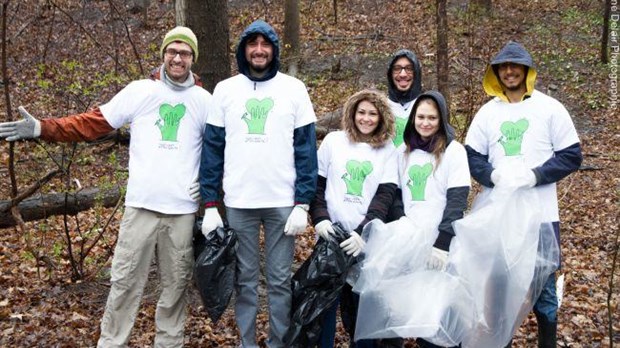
[193,217,237,323]
[284,222,356,347]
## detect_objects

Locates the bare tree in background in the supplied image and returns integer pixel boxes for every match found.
[284,0,300,76]
[601,0,611,64]
[175,0,186,26]
[183,0,230,93]
[436,0,450,105]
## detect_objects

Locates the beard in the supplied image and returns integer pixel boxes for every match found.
[249,62,270,73]
[503,81,526,91]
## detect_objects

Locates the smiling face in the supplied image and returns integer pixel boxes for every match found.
[163,41,193,83]
[355,100,380,137]
[245,34,273,77]
[391,56,414,92]
[413,99,440,141]
[497,62,527,93]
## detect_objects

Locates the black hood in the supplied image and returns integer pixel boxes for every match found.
[235,20,280,82]
[387,49,422,104]
[403,90,455,148]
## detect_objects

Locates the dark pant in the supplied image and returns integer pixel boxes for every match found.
[338,284,403,348]
[416,338,459,348]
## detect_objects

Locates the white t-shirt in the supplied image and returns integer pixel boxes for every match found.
[465,90,580,221]
[100,79,211,214]
[397,141,471,231]
[319,131,398,231]
[208,72,316,208]
[388,99,414,148]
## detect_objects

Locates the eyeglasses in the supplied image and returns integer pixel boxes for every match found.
[165,48,193,60]
[392,65,414,75]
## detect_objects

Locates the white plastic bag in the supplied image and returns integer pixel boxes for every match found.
[453,183,559,347]
[352,164,559,347]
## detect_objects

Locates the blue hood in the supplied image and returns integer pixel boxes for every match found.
[235,20,280,82]
[483,41,537,101]
[490,41,534,67]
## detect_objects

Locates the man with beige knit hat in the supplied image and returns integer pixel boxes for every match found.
[0,26,210,347]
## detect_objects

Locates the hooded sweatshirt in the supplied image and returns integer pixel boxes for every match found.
[201,20,318,209]
[465,41,582,222]
[310,90,398,232]
[387,49,422,147]
[398,91,470,251]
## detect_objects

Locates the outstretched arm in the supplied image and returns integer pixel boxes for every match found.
[0,106,114,142]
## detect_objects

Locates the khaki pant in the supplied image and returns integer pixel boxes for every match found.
[97,207,195,348]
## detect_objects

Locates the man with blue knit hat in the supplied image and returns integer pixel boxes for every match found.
[465,41,582,347]
[0,26,210,347]
[200,19,317,348]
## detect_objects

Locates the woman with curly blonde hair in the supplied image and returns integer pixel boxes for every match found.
[310,89,402,347]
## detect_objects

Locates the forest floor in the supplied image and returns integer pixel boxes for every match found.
[0,0,618,347]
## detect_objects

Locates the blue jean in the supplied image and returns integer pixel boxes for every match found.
[226,207,295,348]
[318,299,339,348]
[533,272,558,323]
[533,221,560,324]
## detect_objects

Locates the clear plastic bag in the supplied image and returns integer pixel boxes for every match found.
[353,168,559,346]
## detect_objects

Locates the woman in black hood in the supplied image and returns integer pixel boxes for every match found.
[398,91,470,348]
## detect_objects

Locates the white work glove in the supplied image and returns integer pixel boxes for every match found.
[514,167,537,188]
[188,179,200,202]
[315,220,335,241]
[490,169,503,186]
[0,106,42,141]
[426,247,449,271]
[201,207,223,238]
[340,231,365,257]
[284,204,309,236]
[491,166,536,189]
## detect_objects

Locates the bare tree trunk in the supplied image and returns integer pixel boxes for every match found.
[175,0,186,26]
[333,0,338,23]
[602,0,611,64]
[436,0,450,105]
[184,0,230,93]
[284,0,300,76]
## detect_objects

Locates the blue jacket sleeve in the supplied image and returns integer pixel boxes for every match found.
[465,145,495,188]
[200,124,226,204]
[293,123,318,204]
[532,142,582,186]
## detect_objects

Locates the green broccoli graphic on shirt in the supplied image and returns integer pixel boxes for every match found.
[242,98,274,134]
[406,163,433,201]
[342,160,373,196]
[393,116,408,147]
[156,103,186,142]
[498,118,529,156]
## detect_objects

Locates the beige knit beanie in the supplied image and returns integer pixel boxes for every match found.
[161,26,199,61]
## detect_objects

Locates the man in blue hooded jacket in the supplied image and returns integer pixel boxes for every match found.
[465,41,582,347]
[199,20,318,348]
